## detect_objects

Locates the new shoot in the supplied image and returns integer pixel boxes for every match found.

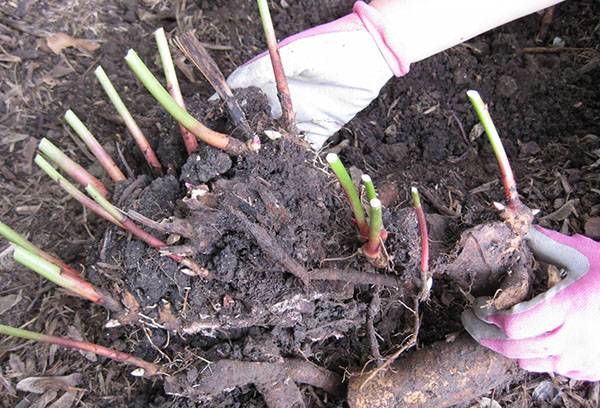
[38,138,109,198]
[95,65,163,173]
[64,109,126,182]
[362,198,383,259]
[361,174,377,202]
[326,153,368,236]
[466,90,519,209]
[411,187,431,297]
[0,220,80,279]
[0,324,161,377]
[154,27,198,154]
[257,0,295,130]
[35,154,124,228]
[12,246,121,312]
[125,49,249,155]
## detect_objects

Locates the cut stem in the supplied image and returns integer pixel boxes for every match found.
[174,32,257,144]
[257,0,295,130]
[38,138,109,198]
[466,90,519,208]
[95,66,163,173]
[12,246,121,311]
[0,324,161,377]
[361,174,377,202]
[0,220,81,279]
[411,187,430,280]
[125,49,248,155]
[326,153,368,236]
[64,110,126,182]
[35,155,123,228]
[154,27,198,154]
[362,199,383,258]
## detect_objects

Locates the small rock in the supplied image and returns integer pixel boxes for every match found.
[584,217,600,239]
[496,75,519,98]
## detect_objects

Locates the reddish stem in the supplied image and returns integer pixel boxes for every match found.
[167,85,199,154]
[38,333,160,376]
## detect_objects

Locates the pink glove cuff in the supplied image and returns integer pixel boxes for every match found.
[352,1,410,76]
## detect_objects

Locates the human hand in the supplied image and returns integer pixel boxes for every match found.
[462,226,600,381]
[226,1,408,149]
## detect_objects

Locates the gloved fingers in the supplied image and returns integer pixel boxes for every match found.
[471,296,569,340]
[526,227,590,280]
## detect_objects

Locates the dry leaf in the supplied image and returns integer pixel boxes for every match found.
[0,292,22,315]
[16,373,82,394]
[31,390,58,408]
[48,392,78,408]
[45,33,100,54]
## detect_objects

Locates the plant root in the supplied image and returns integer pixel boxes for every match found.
[347,335,520,408]
[164,358,342,407]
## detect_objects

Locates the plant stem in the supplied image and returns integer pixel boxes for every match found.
[466,90,519,208]
[0,220,81,279]
[361,175,377,202]
[64,110,126,182]
[174,32,258,145]
[257,0,295,130]
[154,28,199,154]
[362,198,383,258]
[326,153,368,236]
[125,49,248,155]
[35,155,123,228]
[0,324,161,377]
[38,138,109,198]
[95,66,163,173]
[411,187,429,276]
[12,246,120,311]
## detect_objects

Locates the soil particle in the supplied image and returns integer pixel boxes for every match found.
[180,146,232,185]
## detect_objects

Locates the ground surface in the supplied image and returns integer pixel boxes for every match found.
[1,0,600,407]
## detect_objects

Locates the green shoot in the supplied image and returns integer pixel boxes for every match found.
[361,174,377,202]
[257,0,295,130]
[154,28,198,154]
[125,49,247,155]
[12,246,120,310]
[466,90,519,208]
[362,198,383,258]
[326,153,368,236]
[0,324,161,377]
[0,220,81,279]
[64,110,126,182]
[95,66,163,173]
[35,155,123,227]
[38,138,109,198]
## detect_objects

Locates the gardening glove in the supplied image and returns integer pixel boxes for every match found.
[226,1,408,148]
[226,0,564,149]
[462,226,600,381]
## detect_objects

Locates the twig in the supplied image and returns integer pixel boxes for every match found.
[175,32,258,145]
[257,0,295,130]
[366,288,383,366]
[154,27,198,154]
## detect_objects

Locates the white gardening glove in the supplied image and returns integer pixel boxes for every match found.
[227,1,409,149]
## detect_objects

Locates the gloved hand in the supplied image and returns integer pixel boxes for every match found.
[226,1,409,149]
[462,226,600,381]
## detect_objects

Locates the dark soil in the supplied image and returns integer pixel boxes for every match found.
[1,0,599,407]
